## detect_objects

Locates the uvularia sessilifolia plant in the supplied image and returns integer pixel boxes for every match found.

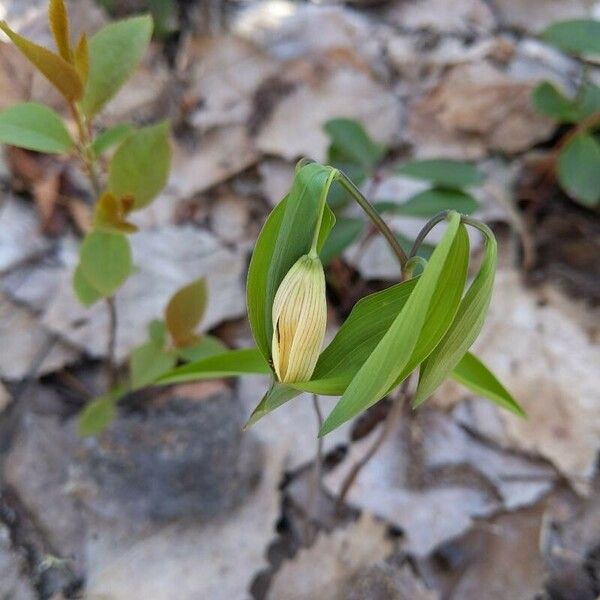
[0,0,222,435]
[159,160,525,504]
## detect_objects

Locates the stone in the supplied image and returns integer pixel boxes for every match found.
[210,194,253,245]
[0,293,78,380]
[78,385,262,521]
[259,158,295,206]
[267,514,394,600]
[0,197,51,274]
[408,62,555,158]
[255,56,402,162]
[0,525,36,600]
[384,0,496,34]
[42,226,246,361]
[492,0,598,33]
[344,564,440,600]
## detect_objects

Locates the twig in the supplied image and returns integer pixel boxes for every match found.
[105,297,118,388]
[306,394,324,544]
[336,380,410,510]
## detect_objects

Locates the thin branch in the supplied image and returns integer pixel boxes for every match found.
[336,380,410,509]
[105,297,118,388]
[306,394,324,544]
[409,211,449,259]
[337,171,408,276]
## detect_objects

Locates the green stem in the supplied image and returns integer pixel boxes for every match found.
[409,211,449,258]
[310,168,337,256]
[336,171,408,275]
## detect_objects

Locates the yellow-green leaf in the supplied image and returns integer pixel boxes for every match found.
[165,278,207,347]
[78,394,116,437]
[108,121,171,209]
[0,102,74,154]
[0,21,83,101]
[79,231,133,297]
[48,0,71,62]
[130,341,176,390]
[73,33,89,87]
[80,15,153,117]
[72,264,102,307]
[93,191,138,234]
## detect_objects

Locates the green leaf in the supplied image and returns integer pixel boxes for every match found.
[413,225,497,408]
[72,264,102,307]
[246,163,336,361]
[532,81,579,123]
[316,202,336,253]
[79,231,133,297]
[557,134,600,207]
[130,341,176,389]
[324,118,386,169]
[48,0,71,62]
[80,15,153,117]
[176,334,226,362]
[396,159,484,188]
[108,121,171,209]
[0,102,73,153]
[377,188,479,218]
[157,348,270,385]
[320,212,465,435]
[244,382,301,429]
[148,319,166,346]
[298,278,419,396]
[319,217,364,265]
[91,124,134,157]
[541,19,600,56]
[452,352,525,417]
[78,394,117,437]
[577,83,600,120]
[164,277,207,347]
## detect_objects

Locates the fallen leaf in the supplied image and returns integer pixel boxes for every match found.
[267,514,394,600]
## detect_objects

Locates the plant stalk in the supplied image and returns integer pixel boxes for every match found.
[306,393,324,543]
[337,171,408,276]
[336,379,410,510]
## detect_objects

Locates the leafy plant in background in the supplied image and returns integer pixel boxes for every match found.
[319,118,485,265]
[159,160,525,504]
[532,18,600,207]
[0,1,218,434]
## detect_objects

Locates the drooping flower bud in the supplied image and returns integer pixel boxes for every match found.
[272,254,327,383]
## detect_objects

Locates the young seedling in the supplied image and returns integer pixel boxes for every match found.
[0,1,222,435]
[532,18,600,208]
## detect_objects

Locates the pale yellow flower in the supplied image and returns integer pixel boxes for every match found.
[272,254,327,383]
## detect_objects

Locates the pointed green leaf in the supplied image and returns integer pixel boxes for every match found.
[377,188,478,218]
[176,334,226,362]
[244,382,301,429]
[164,277,207,347]
[0,102,73,154]
[91,124,134,157]
[452,352,525,417]
[324,118,386,169]
[78,394,117,437]
[396,159,484,188]
[73,264,102,307]
[157,348,270,385]
[80,15,153,117]
[414,224,497,408]
[130,341,176,390]
[320,212,464,435]
[532,82,579,123]
[541,19,600,56]
[79,231,133,297]
[246,163,336,360]
[557,134,600,207]
[108,121,171,209]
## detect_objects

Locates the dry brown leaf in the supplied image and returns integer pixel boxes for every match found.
[408,62,555,158]
[267,514,394,600]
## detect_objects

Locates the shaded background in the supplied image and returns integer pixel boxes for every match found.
[0,1,599,599]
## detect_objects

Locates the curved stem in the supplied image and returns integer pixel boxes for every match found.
[306,394,324,543]
[105,297,118,388]
[409,210,449,259]
[336,171,408,276]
